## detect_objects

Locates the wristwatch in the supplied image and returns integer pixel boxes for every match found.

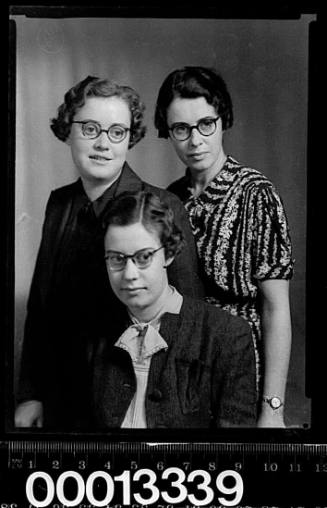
[262,396,284,410]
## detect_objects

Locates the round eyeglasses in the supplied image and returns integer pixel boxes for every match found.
[168,116,220,141]
[105,246,165,271]
[72,120,130,143]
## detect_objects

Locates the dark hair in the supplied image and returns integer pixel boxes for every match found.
[154,66,233,138]
[102,190,185,259]
[50,75,146,149]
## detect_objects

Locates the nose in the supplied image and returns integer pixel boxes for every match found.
[93,131,110,150]
[189,127,203,146]
[122,258,139,280]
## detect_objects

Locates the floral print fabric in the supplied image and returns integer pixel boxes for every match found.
[168,155,294,385]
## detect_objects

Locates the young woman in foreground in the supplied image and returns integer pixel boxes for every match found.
[90,190,257,429]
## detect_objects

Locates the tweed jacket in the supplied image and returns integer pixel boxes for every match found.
[91,296,257,429]
[17,163,204,418]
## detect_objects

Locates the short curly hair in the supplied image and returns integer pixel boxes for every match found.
[102,190,185,259]
[154,66,233,138]
[50,75,146,149]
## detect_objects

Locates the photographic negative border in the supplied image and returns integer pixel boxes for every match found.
[4,2,324,445]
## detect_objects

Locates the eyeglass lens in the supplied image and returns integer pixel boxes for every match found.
[171,117,219,141]
[105,247,163,271]
[74,121,129,142]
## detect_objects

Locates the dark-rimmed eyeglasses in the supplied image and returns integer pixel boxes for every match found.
[168,116,220,141]
[72,120,130,143]
[104,246,165,271]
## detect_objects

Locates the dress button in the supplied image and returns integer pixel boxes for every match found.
[148,389,163,401]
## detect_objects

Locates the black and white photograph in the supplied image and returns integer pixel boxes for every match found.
[2,4,325,506]
[10,8,314,433]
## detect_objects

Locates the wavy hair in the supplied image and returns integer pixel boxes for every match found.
[50,75,146,149]
[102,190,185,259]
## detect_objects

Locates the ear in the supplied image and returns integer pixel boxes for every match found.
[163,256,175,269]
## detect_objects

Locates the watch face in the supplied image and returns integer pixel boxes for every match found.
[270,397,282,409]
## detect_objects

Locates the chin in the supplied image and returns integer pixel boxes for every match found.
[124,296,145,308]
[191,162,211,171]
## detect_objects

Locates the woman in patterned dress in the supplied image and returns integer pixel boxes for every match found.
[154,66,294,427]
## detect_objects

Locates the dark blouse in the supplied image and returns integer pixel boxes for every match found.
[168,155,294,383]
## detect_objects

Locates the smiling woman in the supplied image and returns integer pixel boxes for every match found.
[67,96,132,200]
[14,75,204,431]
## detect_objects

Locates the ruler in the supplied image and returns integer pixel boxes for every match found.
[0,440,326,507]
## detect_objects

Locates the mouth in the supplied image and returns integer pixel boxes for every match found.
[122,287,145,293]
[188,152,207,159]
[89,155,112,162]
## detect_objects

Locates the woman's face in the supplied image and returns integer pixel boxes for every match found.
[104,222,173,318]
[166,96,226,176]
[68,96,131,188]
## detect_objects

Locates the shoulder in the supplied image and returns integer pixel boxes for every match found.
[42,180,80,221]
[122,163,184,210]
[48,179,80,204]
[227,156,274,191]
[225,156,285,208]
[228,156,285,199]
[167,175,189,200]
[181,295,251,334]
[177,296,252,360]
[50,179,81,198]
[142,181,185,210]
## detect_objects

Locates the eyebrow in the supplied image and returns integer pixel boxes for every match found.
[170,116,218,125]
[104,247,155,256]
[74,119,130,127]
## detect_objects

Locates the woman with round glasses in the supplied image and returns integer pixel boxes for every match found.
[15,75,203,430]
[154,66,294,428]
[90,190,257,429]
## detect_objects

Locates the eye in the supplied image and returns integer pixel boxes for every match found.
[82,121,100,136]
[110,253,124,262]
[173,123,189,135]
[135,249,154,265]
[106,253,126,268]
[199,118,215,130]
[109,125,127,140]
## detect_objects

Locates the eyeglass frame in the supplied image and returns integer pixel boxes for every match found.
[72,120,130,143]
[104,245,165,271]
[168,115,221,141]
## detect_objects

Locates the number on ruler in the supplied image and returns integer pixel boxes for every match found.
[103,460,111,470]
[315,463,327,472]
[264,462,278,472]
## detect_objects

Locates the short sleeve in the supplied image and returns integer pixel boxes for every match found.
[252,184,294,281]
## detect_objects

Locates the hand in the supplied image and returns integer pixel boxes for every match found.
[257,408,286,428]
[15,400,43,428]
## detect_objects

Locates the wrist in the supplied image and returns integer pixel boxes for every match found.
[261,395,284,412]
[257,409,285,428]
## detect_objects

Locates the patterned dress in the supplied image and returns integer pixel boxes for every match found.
[168,155,294,389]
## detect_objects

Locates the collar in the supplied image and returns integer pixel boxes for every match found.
[114,287,183,363]
[114,324,168,363]
[128,285,183,328]
[75,162,144,219]
[184,155,238,202]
